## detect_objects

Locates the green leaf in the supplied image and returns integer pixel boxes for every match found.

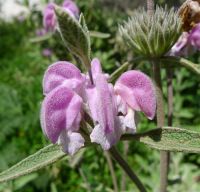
[55,7,91,69]
[0,144,65,183]
[121,127,200,153]
[161,56,200,76]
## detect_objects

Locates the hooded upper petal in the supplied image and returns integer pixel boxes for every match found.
[95,74,116,133]
[115,70,156,120]
[40,85,82,143]
[43,61,85,95]
[88,69,122,150]
[62,0,79,19]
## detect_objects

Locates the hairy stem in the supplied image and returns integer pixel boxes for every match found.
[167,68,173,129]
[147,0,154,15]
[109,147,147,192]
[104,151,119,192]
[165,68,174,187]
[152,62,168,192]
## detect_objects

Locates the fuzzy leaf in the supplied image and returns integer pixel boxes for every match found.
[0,144,65,183]
[121,127,200,153]
[55,7,91,68]
[161,56,200,76]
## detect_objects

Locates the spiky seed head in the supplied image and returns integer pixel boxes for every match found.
[119,6,182,58]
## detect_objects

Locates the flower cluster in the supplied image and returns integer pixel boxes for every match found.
[43,0,79,32]
[40,59,156,155]
[170,23,200,57]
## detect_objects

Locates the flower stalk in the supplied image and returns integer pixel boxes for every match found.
[152,61,168,192]
[109,147,147,192]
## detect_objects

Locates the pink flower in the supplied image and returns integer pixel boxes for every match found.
[41,62,85,155]
[42,48,53,57]
[43,3,56,32]
[40,59,156,155]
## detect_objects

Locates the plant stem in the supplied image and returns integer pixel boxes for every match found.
[121,141,129,191]
[167,68,173,129]
[147,0,154,15]
[104,151,119,192]
[152,62,167,192]
[109,147,147,192]
[165,68,174,188]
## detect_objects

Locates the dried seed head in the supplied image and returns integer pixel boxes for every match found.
[119,6,182,58]
[179,0,200,31]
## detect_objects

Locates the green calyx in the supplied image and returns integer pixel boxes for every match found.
[119,6,182,58]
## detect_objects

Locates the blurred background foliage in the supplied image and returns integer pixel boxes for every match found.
[0,0,200,191]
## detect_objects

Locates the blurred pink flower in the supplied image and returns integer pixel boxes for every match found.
[40,59,156,155]
[36,28,47,36]
[43,3,56,32]
[43,1,79,32]
[169,23,200,57]
[42,49,53,57]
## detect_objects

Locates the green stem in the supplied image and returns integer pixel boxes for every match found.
[160,56,200,75]
[152,62,168,192]
[109,147,147,192]
[109,56,144,83]
[121,141,129,191]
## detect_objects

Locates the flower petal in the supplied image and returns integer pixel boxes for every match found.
[88,72,124,150]
[189,23,200,50]
[62,0,80,19]
[116,95,127,115]
[115,71,156,120]
[95,74,116,133]
[40,85,82,143]
[86,85,98,121]
[58,130,84,156]
[122,108,136,134]
[43,61,84,95]
[91,58,102,76]
[90,123,122,150]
